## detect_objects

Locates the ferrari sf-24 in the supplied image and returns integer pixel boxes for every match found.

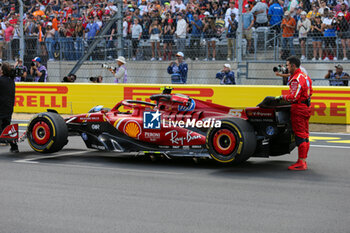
[0,88,295,163]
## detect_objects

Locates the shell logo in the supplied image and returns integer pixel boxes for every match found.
[123,121,141,139]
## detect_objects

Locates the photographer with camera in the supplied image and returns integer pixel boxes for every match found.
[62,74,77,83]
[0,62,19,153]
[325,64,349,86]
[108,56,127,83]
[13,58,27,82]
[216,64,235,85]
[89,76,103,83]
[275,56,313,170]
[30,57,47,82]
[274,64,291,85]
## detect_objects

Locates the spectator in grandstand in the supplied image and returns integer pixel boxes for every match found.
[44,22,55,61]
[322,9,337,60]
[85,17,100,45]
[287,0,299,16]
[0,23,4,62]
[189,13,203,60]
[162,14,175,61]
[297,11,311,60]
[13,58,28,82]
[334,2,350,17]
[203,15,217,60]
[131,18,142,61]
[225,1,239,25]
[75,20,85,60]
[325,64,350,86]
[210,1,223,17]
[294,6,304,22]
[318,0,330,17]
[243,5,254,54]
[226,13,238,61]
[4,22,14,55]
[149,19,162,61]
[167,51,188,84]
[216,64,236,85]
[110,56,127,83]
[307,3,320,20]
[335,12,350,60]
[268,0,284,36]
[281,11,296,59]
[251,0,269,28]
[311,15,324,61]
[175,13,187,56]
[30,57,47,82]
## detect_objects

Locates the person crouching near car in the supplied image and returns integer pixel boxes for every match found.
[216,64,235,85]
[275,56,313,170]
[14,58,28,82]
[0,62,19,153]
[167,51,188,84]
[30,57,47,82]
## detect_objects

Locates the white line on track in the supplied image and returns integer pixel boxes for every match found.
[311,144,350,149]
[311,132,350,136]
[13,151,184,175]
[14,151,87,164]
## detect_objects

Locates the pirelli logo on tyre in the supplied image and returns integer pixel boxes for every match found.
[15,85,68,109]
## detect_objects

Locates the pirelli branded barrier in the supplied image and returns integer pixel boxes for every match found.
[14,83,350,124]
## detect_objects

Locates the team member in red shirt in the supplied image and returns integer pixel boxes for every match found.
[276,56,313,170]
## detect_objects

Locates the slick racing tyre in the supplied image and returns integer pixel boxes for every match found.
[27,112,68,153]
[206,118,256,164]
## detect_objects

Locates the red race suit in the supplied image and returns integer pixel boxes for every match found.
[281,68,313,159]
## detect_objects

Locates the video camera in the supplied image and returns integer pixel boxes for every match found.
[101,64,117,72]
[273,65,289,74]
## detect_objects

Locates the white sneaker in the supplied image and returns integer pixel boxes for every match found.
[227,58,230,61]
[323,57,329,61]
[301,55,306,60]
[159,57,162,61]
[212,58,215,61]
[203,58,208,61]
[132,57,136,61]
[312,57,316,61]
[343,57,348,61]
[318,58,322,61]
[333,57,337,61]
[0,59,2,62]
[151,57,156,61]
[48,58,54,61]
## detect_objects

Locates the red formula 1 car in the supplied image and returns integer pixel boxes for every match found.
[1,88,295,163]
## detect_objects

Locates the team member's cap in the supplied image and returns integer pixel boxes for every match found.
[176,52,184,57]
[116,56,126,64]
[204,11,210,16]
[47,22,53,26]
[284,11,290,16]
[245,4,250,8]
[335,64,343,69]
[338,12,344,17]
[32,57,41,63]
[224,64,231,69]
[301,11,307,15]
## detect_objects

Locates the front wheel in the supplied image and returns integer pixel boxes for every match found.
[206,118,257,164]
[27,112,68,153]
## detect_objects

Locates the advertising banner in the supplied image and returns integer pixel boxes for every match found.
[14,83,349,124]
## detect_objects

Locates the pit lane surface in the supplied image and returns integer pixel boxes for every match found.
[0,131,349,233]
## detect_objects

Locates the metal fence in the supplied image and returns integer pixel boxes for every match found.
[1,28,349,85]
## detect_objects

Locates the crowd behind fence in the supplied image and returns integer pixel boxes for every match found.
[2,0,350,63]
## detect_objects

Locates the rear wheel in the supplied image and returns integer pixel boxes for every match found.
[206,118,256,164]
[27,112,68,153]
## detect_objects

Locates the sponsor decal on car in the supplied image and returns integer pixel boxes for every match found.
[143,111,161,129]
[165,130,202,145]
[124,121,142,139]
[144,132,161,141]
